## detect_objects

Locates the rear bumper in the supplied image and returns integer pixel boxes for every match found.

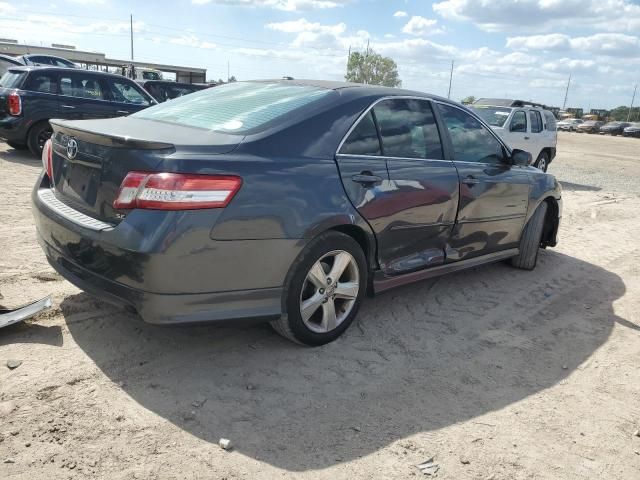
[0,116,28,143]
[32,179,301,324]
[40,237,282,324]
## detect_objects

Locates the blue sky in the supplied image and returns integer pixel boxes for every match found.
[2,0,639,109]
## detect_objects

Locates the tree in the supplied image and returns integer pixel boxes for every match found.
[345,48,401,88]
[461,95,476,105]
[228,75,237,82]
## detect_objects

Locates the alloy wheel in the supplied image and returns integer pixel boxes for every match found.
[299,250,360,334]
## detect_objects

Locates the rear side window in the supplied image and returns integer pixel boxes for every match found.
[0,70,25,88]
[373,98,443,159]
[530,111,543,133]
[109,79,150,105]
[437,103,505,165]
[60,73,106,100]
[340,111,381,156]
[132,82,331,133]
[25,72,58,94]
[545,112,556,131]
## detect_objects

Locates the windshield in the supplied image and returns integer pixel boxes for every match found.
[142,71,162,80]
[469,106,511,127]
[132,81,331,133]
[582,121,597,125]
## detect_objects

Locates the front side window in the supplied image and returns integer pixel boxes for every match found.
[25,72,58,94]
[133,81,331,133]
[339,111,381,156]
[510,110,527,132]
[60,73,106,100]
[437,103,506,165]
[109,80,150,105]
[373,98,443,159]
[530,111,543,133]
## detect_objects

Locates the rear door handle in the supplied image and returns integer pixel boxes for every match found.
[61,105,75,109]
[117,110,131,115]
[462,176,480,186]
[351,173,382,186]
[524,136,530,140]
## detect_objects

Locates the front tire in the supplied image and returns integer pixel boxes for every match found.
[534,152,549,172]
[271,231,367,346]
[511,202,548,271]
[27,120,53,157]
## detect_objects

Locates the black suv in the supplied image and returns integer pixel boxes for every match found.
[0,66,156,156]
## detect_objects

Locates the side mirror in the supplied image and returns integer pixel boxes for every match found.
[511,149,532,167]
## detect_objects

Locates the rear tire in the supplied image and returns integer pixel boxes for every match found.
[534,152,549,172]
[7,141,27,150]
[27,120,53,157]
[511,202,548,271]
[271,231,367,346]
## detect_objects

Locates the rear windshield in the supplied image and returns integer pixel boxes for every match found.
[470,106,511,127]
[0,70,25,88]
[132,81,331,133]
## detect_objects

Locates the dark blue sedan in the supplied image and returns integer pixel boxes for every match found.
[31,79,562,345]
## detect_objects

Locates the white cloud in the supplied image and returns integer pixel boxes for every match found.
[169,34,217,49]
[393,11,408,18]
[402,16,439,36]
[433,0,640,32]
[266,18,345,35]
[508,33,640,58]
[0,1,16,14]
[192,0,343,10]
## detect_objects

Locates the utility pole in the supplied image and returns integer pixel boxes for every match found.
[627,83,637,122]
[130,14,134,61]
[227,60,230,82]
[562,73,571,110]
[447,60,454,99]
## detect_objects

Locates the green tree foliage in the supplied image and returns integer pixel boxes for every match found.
[607,105,640,121]
[345,48,401,88]
[461,96,476,105]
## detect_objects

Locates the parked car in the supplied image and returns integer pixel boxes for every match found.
[137,80,209,103]
[32,80,562,346]
[470,99,557,172]
[0,54,22,78]
[17,54,77,69]
[556,118,583,132]
[599,121,631,136]
[121,65,163,81]
[623,122,640,137]
[576,120,604,133]
[0,66,156,156]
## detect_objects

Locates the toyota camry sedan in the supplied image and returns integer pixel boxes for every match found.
[32,79,562,346]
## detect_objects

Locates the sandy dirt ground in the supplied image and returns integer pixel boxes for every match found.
[1,132,639,479]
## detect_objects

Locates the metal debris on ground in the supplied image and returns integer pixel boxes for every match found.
[0,295,52,329]
[416,457,440,476]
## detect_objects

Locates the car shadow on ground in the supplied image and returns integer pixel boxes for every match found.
[0,146,40,166]
[559,181,602,192]
[61,250,625,471]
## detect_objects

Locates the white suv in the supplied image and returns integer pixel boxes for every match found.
[470,99,557,172]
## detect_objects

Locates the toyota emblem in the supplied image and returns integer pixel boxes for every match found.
[66,138,78,160]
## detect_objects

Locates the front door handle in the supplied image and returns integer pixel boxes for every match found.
[61,105,75,109]
[462,175,480,186]
[117,110,131,115]
[351,172,382,186]
[524,136,530,140]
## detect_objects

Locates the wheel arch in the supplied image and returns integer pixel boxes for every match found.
[541,196,560,247]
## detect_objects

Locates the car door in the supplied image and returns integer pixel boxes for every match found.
[528,109,545,160]
[435,102,531,261]
[21,71,60,121]
[336,98,458,275]
[374,98,458,273]
[502,109,530,154]
[105,78,153,115]
[58,71,114,119]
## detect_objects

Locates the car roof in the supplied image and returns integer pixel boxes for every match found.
[137,79,204,87]
[6,65,136,80]
[252,78,451,103]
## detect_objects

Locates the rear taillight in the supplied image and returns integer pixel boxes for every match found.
[113,172,242,210]
[41,138,53,181]
[8,90,21,116]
